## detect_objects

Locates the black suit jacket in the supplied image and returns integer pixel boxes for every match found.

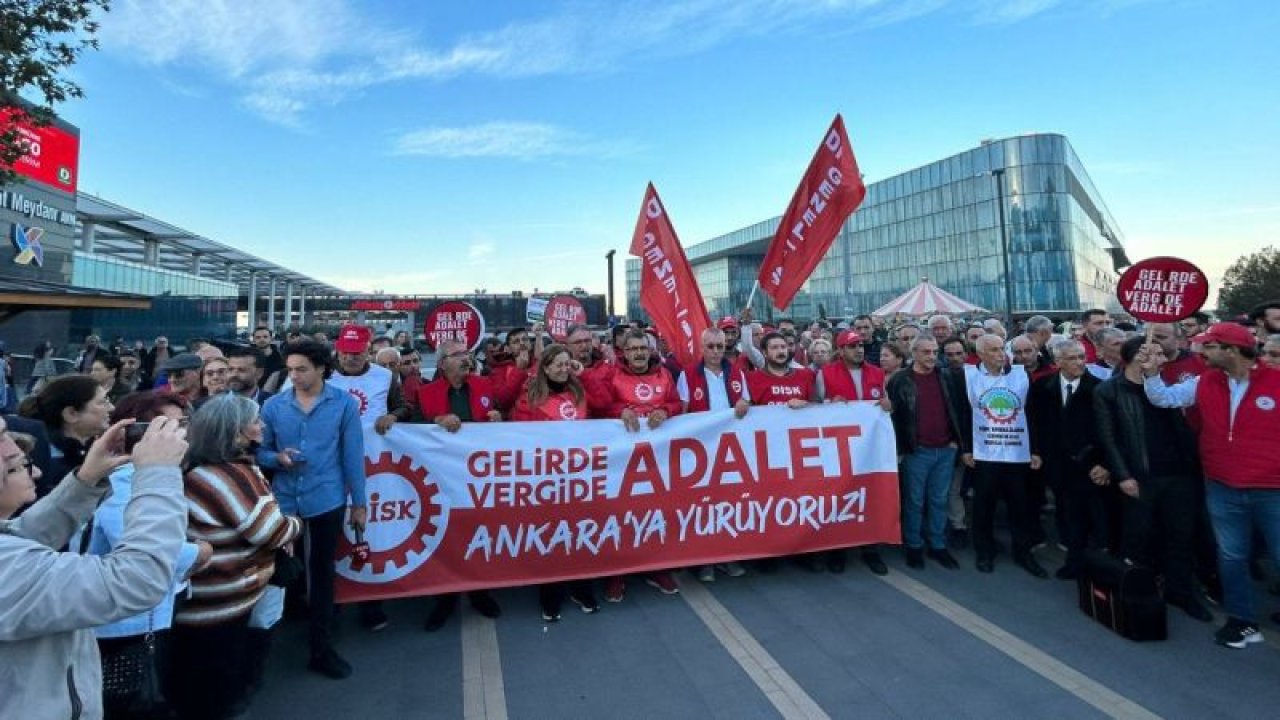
[1028,372,1102,484]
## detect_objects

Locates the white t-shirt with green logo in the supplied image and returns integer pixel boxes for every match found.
[964,364,1031,464]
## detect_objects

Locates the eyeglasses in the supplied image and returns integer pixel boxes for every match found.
[203,368,229,376]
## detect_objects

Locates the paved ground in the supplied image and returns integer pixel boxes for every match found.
[252,542,1280,719]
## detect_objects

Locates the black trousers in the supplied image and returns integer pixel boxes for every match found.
[1121,473,1197,601]
[1058,470,1113,572]
[539,580,595,614]
[168,617,251,720]
[303,506,344,656]
[972,460,1034,559]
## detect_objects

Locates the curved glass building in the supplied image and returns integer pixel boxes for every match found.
[627,133,1128,322]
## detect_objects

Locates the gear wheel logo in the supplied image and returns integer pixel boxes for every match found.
[346,387,369,416]
[336,451,447,584]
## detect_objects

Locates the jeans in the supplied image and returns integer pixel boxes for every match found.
[1205,480,1280,623]
[948,463,968,530]
[901,446,957,550]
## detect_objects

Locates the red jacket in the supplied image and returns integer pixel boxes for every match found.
[492,362,536,412]
[512,390,589,422]
[1161,350,1207,384]
[587,363,682,419]
[820,361,886,401]
[417,375,498,422]
[682,360,747,412]
[1192,365,1280,489]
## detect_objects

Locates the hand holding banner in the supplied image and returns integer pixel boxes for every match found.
[758,114,866,310]
[629,183,711,367]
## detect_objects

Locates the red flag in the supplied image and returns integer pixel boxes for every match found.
[758,114,866,310]
[629,183,711,368]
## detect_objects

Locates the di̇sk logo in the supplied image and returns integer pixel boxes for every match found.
[10,224,44,267]
[978,387,1021,424]
[730,380,743,394]
[558,400,579,420]
[870,387,882,399]
[693,387,705,402]
[347,387,369,415]
[337,452,445,584]
[481,396,491,409]
[1257,396,1276,411]
[634,383,655,402]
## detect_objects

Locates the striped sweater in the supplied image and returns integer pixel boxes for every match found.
[177,459,303,626]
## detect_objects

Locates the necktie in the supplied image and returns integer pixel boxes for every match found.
[1064,382,1074,408]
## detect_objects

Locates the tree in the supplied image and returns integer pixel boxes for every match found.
[1,0,110,185]
[1218,246,1280,318]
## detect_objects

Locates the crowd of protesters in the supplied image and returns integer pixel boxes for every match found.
[1,297,1278,718]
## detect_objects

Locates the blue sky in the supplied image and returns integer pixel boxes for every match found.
[58,0,1277,307]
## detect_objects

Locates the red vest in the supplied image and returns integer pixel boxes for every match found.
[1193,365,1280,489]
[746,367,816,406]
[417,375,497,422]
[513,390,588,422]
[598,365,679,418]
[682,361,746,412]
[820,361,885,401]
[1161,351,1207,384]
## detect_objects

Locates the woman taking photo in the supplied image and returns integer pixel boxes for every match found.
[77,391,211,718]
[512,344,601,621]
[168,394,302,720]
[18,375,114,499]
[0,416,190,720]
[89,354,133,405]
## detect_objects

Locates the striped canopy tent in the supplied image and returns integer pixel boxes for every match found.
[871,277,986,317]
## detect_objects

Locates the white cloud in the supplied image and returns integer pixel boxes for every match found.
[99,0,1138,125]
[468,241,495,260]
[392,122,635,160]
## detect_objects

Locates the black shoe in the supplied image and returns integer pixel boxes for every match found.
[424,597,456,632]
[541,603,562,623]
[570,590,600,614]
[755,558,778,574]
[1215,617,1264,648]
[949,528,970,550]
[862,551,889,576]
[928,548,959,569]
[469,592,502,619]
[976,555,994,573]
[1173,598,1213,623]
[826,552,847,574]
[307,648,352,679]
[1055,565,1080,580]
[1016,555,1049,579]
[906,548,925,569]
[360,606,389,632]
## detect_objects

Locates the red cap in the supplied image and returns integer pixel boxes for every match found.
[334,324,373,353]
[717,316,739,330]
[1190,322,1255,350]
[836,330,864,348]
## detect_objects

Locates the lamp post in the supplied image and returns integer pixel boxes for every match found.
[605,250,616,320]
[991,168,1014,324]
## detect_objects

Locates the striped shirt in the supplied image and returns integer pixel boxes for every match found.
[177,459,302,626]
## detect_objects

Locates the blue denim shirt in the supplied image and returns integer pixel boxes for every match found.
[257,382,366,519]
[70,464,199,639]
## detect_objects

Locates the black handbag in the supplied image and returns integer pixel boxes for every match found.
[270,547,304,588]
[100,620,162,715]
[1076,549,1167,642]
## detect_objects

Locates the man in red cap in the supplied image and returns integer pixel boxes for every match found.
[1141,322,1280,648]
[817,329,891,575]
[586,328,683,601]
[326,324,411,632]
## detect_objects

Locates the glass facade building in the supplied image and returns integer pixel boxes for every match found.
[627,134,1127,322]
[72,251,239,298]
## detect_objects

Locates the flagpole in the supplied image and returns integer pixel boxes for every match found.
[745,279,760,313]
